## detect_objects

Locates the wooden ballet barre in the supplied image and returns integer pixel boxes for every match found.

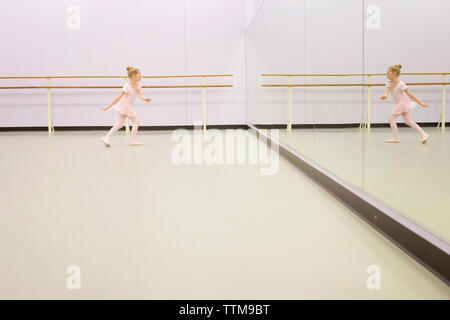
[261,79,449,131]
[263,73,372,77]
[262,73,450,77]
[0,74,234,135]
[0,74,234,79]
[262,72,448,130]
[0,85,233,89]
[143,74,233,78]
[262,82,450,87]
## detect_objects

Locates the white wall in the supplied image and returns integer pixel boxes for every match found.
[0,0,246,127]
[246,0,450,125]
[244,0,264,27]
[2,0,448,127]
[364,0,449,124]
[246,0,290,125]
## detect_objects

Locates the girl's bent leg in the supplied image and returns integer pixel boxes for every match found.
[386,113,400,142]
[104,114,126,141]
[401,112,427,140]
[129,116,143,146]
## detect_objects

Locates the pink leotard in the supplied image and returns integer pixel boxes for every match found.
[386,79,417,115]
[114,82,142,117]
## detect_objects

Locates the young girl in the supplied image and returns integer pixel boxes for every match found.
[101,66,151,147]
[380,64,429,143]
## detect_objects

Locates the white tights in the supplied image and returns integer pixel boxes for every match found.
[105,114,139,142]
[388,111,426,140]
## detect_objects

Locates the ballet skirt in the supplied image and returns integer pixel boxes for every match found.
[386,80,417,115]
[113,82,141,117]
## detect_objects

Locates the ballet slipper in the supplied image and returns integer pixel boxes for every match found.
[385,138,400,143]
[102,137,111,147]
[130,141,143,146]
[421,133,430,144]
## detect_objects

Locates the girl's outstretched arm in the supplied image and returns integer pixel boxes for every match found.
[101,91,125,111]
[380,86,389,100]
[138,88,151,103]
[405,89,428,107]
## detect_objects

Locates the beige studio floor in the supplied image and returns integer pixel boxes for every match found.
[272,127,450,243]
[0,130,449,299]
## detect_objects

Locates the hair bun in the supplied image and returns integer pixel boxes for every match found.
[396,64,402,69]
[126,66,133,71]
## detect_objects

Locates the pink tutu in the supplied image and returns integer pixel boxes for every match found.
[386,80,417,115]
[115,103,137,117]
[113,82,141,118]
[391,98,418,115]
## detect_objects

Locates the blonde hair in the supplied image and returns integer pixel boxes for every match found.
[389,64,402,76]
[126,66,140,79]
